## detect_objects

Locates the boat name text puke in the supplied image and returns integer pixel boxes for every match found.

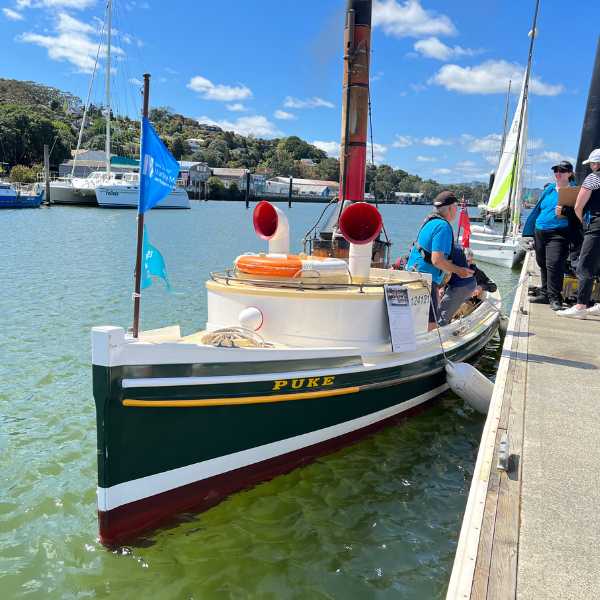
[272,376,335,391]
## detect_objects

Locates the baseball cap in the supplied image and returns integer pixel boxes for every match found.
[551,160,573,172]
[582,148,600,165]
[433,191,458,207]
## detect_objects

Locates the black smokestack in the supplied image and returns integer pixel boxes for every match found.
[576,36,600,184]
[348,0,371,25]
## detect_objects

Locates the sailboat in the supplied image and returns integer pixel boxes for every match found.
[466,4,540,269]
[51,0,189,209]
[91,0,501,545]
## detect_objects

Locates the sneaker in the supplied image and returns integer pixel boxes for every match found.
[550,300,563,311]
[529,294,549,304]
[556,306,588,319]
[528,286,541,297]
[586,304,600,318]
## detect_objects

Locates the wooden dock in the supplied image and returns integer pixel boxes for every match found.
[447,252,600,599]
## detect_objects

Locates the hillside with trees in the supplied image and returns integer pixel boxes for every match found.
[0,78,488,202]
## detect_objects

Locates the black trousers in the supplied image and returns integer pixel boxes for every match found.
[534,228,569,302]
[576,216,600,305]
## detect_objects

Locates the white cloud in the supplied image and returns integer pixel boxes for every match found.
[226,103,247,112]
[416,155,437,162]
[533,151,576,164]
[274,109,296,120]
[394,135,451,147]
[187,75,252,102]
[528,138,544,150]
[56,11,93,33]
[368,142,388,164]
[431,60,564,96]
[421,136,450,146]
[128,77,142,86]
[462,133,503,154]
[197,115,281,138]
[433,168,452,175]
[414,37,479,61]
[392,135,414,148]
[311,140,340,158]
[20,12,124,73]
[16,0,95,8]
[373,0,455,38]
[3,8,24,20]
[283,96,334,109]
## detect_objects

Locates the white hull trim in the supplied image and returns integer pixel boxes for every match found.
[96,185,190,209]
[97,383,447,511]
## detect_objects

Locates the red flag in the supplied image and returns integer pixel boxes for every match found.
[459,206,471,248]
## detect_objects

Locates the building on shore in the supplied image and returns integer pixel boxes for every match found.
[393,191,425,204]
[58,150,139,178]
[185,138,204,152]
[266,176,339,198]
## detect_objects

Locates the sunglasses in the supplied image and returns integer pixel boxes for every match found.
[552,168,571,174]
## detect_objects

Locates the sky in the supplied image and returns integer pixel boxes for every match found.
[1,0,599,186]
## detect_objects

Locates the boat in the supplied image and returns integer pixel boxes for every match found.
[91,0,501,545]
[466,9,540,269]
[96,172,190,209]
[0,182,44,208]
[50,172,122,206]
[50,0,147,207]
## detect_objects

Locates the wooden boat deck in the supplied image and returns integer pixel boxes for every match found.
[447,251,600,599]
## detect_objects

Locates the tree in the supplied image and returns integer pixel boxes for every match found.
[228,181,241,200]
[9,164,36,183]
[207,176,225,199]
[0,104,73,168]
[170,135,188,160]
[314,157,339,182]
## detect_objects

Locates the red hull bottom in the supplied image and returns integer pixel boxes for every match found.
[98,400,435,546]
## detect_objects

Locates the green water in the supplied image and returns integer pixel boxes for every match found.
[0,202,518,599]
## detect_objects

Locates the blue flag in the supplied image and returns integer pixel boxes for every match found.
[141,226,171,290]
[139,117,180,213]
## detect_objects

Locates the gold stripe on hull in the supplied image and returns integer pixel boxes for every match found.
[123,385,361,408]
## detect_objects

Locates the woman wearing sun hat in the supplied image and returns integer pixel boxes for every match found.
[557,148,600,319]
[523,160,577,311]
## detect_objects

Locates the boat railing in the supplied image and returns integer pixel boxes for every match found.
[210,269,412,293]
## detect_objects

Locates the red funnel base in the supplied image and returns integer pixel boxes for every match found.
[253,200,278,240]
[339,202,382,245]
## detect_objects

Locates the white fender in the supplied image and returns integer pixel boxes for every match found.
[445,361,493,414]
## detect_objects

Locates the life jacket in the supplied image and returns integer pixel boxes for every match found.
[412,213,455,264]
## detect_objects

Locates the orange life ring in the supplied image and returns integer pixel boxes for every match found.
[235,254,304,278]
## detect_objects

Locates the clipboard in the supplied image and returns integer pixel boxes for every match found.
[557,186,580,207]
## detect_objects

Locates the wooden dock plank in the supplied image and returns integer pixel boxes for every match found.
[447,256,531,600]
[469,271,529,600]
[485,292,528,600]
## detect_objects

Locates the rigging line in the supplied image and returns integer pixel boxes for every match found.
[302,198,337,246]
[503,0,540,241]
[71,3,107,177]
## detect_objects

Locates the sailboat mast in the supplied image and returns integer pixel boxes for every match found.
[503,0,539,240]
[105,0,112,175]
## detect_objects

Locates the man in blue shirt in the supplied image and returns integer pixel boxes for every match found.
[406,191,474,326]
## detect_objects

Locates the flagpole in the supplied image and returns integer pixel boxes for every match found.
[132,73,150,338]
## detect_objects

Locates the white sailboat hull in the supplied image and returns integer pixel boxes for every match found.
[50,181,98,205]
[468,234,526,268]
[96,185,190,209]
